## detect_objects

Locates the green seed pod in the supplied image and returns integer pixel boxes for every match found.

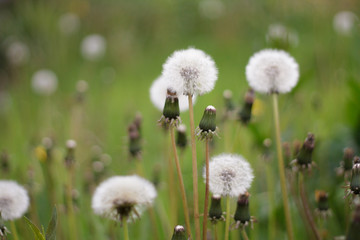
[171,225,187,240]
[199,106,216,132]
[350,159,360,195]
[296,133,315,167]
[176,124,187,149]
[234,193,250,224]
[346,204,360,240]
[343,148,355,172]
[163,90,180,120]
[239,89,254,124]
[315,190,329,211]
[209,195,222,220]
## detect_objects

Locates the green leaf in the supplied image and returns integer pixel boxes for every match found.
[45,206,57,240]
[23,217,46,240]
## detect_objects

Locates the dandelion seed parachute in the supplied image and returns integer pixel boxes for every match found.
[205,153,254,197]
[246,49,299,94]
[91,175,157,221]
[150,76,196,112]
[162,48,218,96]
[0,180,30,221]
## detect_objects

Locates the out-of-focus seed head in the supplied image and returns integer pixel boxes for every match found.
[176,124,188,149]
[65,139,76,168]
[239,89,255,124]
[223,89,235,113]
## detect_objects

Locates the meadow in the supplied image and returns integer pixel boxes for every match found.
[0,0,360,239]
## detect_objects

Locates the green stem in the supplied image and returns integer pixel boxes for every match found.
[265,164,276,240]
[123,217,129,240]
[202,139,210,240]
[170,127,192,238]
[10,221,18,240]
[298,173,321,240]
[213,224,218,240]
[224,196,231,240]
[241,229,249,240]
[272,94,294,240]
[67,166,77,240]
[188,95,200,240]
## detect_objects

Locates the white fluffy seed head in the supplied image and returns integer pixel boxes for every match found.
[0,180,30,221]
[59,13,80,35]
[6,41,30,66]
[198,0,225,19]
[266,23,299,47]
[246,49,299,94]
[81,34,106,61]
[66,139,77,149]
[91,175,157,221]
[162,48,218,96]
[31,69,58,96]
[149,76,196,112]
[205,153,254,197]
[177,124,187,133]
[333,11,358,36]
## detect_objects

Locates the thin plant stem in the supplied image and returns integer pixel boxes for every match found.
[66,165,77,240]
[188,95,201,240]
[122,217,129,240]
[265,164,276,240]
[272,94,294,240]
[202,139,210,240]
[241,229,249,240]
[299,172,321,240]
[148,207,160,240]
[170,126,192,238]
[10,221,19,240]
[213,224,218,240]
[224,196,231,240]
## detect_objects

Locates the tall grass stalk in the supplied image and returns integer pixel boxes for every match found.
[170,126,192,238]
[224,196,231,240]
[202,139,210,240]
[272,94,294,240]
[188,95,200,240]
[298,172,321,240]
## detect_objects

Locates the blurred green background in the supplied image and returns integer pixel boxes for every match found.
[0,0,360,239]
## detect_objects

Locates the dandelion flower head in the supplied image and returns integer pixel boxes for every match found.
[162,48,218,96]
[246,49,299,94]
[150,76,196,112]
[81,34,106,61]
[31,69,58,96]
[92,175,157,221]
[0,180,30,221]
[205,153,254,197]
[333,11,358,36]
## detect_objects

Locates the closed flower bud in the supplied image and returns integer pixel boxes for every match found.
[239,89,255,124]
[176,124,188,149]
[315,190,331,219]
[65,139,76,168]
[292,133,315,170]
[209,195,223,222]
[171,225,187,240]
[234,192,250,224]
[159,90,181,127]
[197,105,218,140]
[350,158,360,195]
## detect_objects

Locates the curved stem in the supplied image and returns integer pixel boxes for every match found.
[299,173,321,240]
[272,94,294,240]
[122,217,129,240]
[241,229,249,240]
[202,139,210,240]
[10,221,19,240]
[170,127,192,238]
[188,95,200,240]
[224,196,231,240]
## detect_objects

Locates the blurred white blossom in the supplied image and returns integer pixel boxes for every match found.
[5,41,30,66]
[81,34,106,61]
[199,0,225,19]
[31,69,58,96]
[333,11,358,36]
[59,13,80,35]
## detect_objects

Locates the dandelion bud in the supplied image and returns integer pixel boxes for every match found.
[171,225,187,240]
[234,192,251,224]
[315,190,329,212]
[350,159,360,195]
[163,90,180,120]
[295,133,315,169]
[65,139,76,168]
[223,90,235,112]
[239,89,255,124]
[343,148,355,172]
[209,195,223,221]
[176,124,188,149]
[197,105,217,140]
[128,123,141,158]
[346,204,360,240]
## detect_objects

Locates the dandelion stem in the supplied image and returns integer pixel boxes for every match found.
[122,217,129,240]
[213,223,218,240]
[66,165,77,240]
[10,221,19,240]
[170,126,192,238]
[188,95,201,240]
[202,139,210,240]
[299,172,321,240]
[265,163,276,240]
[241,229,249,240]
[224,196,231,240]
[272,94,294,240]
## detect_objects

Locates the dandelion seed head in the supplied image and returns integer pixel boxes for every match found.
[66,139,77,149]
[76,80,89,93]
[6,41,30,66]
[177,124,187,133]
[223,90,232,99]
[149,76,196,112]
[31,69,58,96]
[266,23,299,47]
[333,11,357,36]
[205,153,254,197]
[92,175,157,221]
[0,180,29,221]
[81,34,106,61]
[199,0,225,19]
[162,48,218,96]
[246,49,299,94]
[59,13,80,35]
